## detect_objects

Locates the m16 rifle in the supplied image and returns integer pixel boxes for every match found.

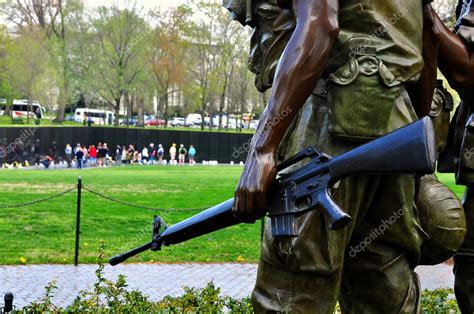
[110,117,436,266]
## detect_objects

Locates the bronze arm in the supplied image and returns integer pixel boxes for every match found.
[233,0,340,221]
[408,13,440,118]
[425,5,474,88]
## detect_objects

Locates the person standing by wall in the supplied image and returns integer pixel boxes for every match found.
[96,143,103,167]
[149,143,156,164]
[158,144,165,164]
[49,141,58,168]
[127,144,135,164]
[178,144,187,166]
[89,145,97,167]
[188,145,196,165]
[169,143,177,165]
[64,144,73,168]
[75,144,84,169]
[115,145,122,165]
[121,146,127,165]
[141,145,149,165]
[103,143,110,167]
[82,145,88,167]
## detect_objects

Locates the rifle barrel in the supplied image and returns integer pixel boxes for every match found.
[160,199,238,246]
[109,242,152,266]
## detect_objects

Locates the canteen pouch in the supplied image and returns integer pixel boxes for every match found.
[327,56,403,141]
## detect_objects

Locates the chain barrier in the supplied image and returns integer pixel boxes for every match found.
[0,187,75,209]
[81,186,209,212]
[0,184,211,212]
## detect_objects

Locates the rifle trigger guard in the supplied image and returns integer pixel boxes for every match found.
[151,216,167,252]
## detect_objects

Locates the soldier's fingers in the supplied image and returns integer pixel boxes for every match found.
[255,191,268,219]
[235,190,252,223]
[243,193,257,223]
[232,194,240,216]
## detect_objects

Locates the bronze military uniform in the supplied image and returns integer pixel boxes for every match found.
[440,1,474,311]
[225,0,465,312]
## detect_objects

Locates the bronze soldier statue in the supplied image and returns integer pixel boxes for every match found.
[224,0,469,312]
[425,1,474,312]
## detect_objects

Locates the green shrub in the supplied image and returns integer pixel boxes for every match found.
[17,241,253,313]
[421,289,460,313]
[10,118,25,124]
[15,241,461,313]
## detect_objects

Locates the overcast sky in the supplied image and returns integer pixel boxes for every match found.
[84,0,201,11]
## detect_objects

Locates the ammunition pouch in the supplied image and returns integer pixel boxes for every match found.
[430,81,454,152]
[327,55,402,141]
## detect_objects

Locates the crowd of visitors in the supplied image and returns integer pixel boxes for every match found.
[0,139,198,170]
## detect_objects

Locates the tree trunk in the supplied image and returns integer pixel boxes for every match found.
[201,92,206,131]
[164,94,169,128]
[55,40,68,123]
[114,98,121,127]
[239,97,245,133]
[27,98,32,124]
[137,94,145,128]
[125,92,132,128]
[218,75,228,131]
[54,3,67,123]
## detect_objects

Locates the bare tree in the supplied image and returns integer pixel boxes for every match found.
[88,5,147,126]
[0,0,80,122]
[214,12,249,130]
[5,30,53,123]
[147,5,191,126]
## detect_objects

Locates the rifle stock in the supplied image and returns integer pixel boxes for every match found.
[329,117,436,180]
[110,117,436,265]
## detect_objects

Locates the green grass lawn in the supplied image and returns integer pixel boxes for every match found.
[437,173,465,199]
[0,167,466,265]
[0,165,262,265]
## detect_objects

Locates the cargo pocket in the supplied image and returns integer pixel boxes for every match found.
[328,56,403,141]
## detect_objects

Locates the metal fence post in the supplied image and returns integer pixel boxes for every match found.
[74,176,82,266]
[2,292,13,313]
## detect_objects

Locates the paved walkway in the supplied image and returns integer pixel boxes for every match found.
[0,263,454,308]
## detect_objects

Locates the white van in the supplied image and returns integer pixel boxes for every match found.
[11,100,44,119]
[186,113,202,126]
[75,108,115,125]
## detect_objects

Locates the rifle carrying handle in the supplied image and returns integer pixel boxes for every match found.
[317,189,352,230]
[277,147,320,171]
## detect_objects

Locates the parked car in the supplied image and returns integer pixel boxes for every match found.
[227,118,239,129]
[186,113,202,126]
[204,117,220,128]
[249,120,260,129]
[64,115,76,122]
[119,117,138,126]
[145,118,166,127]
[170,117,186,127]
